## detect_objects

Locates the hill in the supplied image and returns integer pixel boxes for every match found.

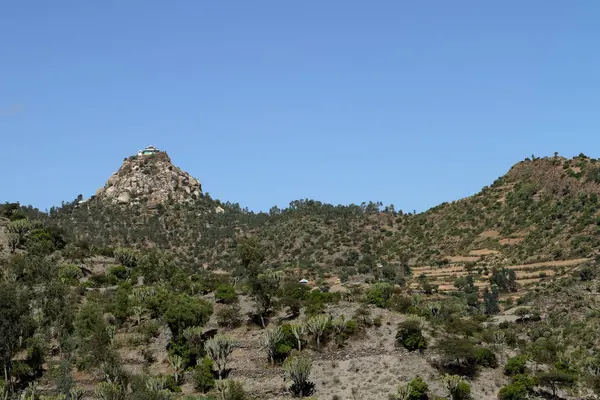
[2,151,600,400]
[50,152,600,278]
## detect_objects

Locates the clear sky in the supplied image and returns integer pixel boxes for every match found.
[2,1,600,213]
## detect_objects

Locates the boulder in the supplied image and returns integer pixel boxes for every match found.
[117,191,131,204]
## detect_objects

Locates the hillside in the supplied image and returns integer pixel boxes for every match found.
[2,151,600,400]
[51,153,600,275]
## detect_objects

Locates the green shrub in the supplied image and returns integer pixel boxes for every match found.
[58,264,83,284]
[162,294,213,337]
[475,347,498,368]
[407,377,428,400]
[511,374,536,390]
[365,283,395,308]
[498,383,527,400]
[580,266,594,281]
[220,380,248,400]
[108,287,132,324]
[504,356,527,376]
[437,338,477,368]
[396,318,426,351]
[455,381,471,400]
[113,247,138,268]
[274,324,298,362]
[537,370,575,397]
[108,265,129,281]
[216,305,242,329]
[389,294,412,313]
[193,357,215,393]
[215,284,238,304]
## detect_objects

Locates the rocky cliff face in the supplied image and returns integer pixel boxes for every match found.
[95,151,202,206]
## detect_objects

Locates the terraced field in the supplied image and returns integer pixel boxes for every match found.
[410,255,592,294]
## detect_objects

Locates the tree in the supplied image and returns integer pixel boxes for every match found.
[6,219,31,248]
[236,236,265,273]
[193,357,215,393]
[7,233,19,253]
[490,268,517,293]
[396,317,426,351]
[437,338,478,374]
[0,283,33,393]
[163,294,213,337]
[306,314,330,349]
[283,354,313,398]
[251,273,280,328]
[205,335,236,380]
[483,286,500,315]
[289,322,306,351]
[365,282,394,308]
[260,326,285,365]
[537,370,575,397]
[454,275,477,294]
[504,356,527,376]
[182,326,206,366]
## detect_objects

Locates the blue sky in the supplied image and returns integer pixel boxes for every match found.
[2,1,600,213]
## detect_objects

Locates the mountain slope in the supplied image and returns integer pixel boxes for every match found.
[49,153,600,276]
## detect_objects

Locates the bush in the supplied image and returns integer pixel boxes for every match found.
[396,318,426,351]
[162,294,213,337]
[274,324,299,362]
[437,338,477,367]
[220,380,248,400]
[108,265,129,281]
[215,284,238,304]
[389,294,412,313]
[216,305,242,329]
[365,283,395,308]
[580,266,595,281]
[193,357,215,393]
[475,347,498,368]
[407,377,428,400]
[498,383,527,400]
[113,247,138,268]
[58,264,83,284]
[511,374,536,390]
[504,356,527,376]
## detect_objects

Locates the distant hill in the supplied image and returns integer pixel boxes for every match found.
[48,151,600,275]
[4,150,600,400]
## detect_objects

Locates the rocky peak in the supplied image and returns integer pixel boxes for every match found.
[95,149,202,206]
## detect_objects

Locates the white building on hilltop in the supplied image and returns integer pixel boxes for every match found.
[137,145,159,156]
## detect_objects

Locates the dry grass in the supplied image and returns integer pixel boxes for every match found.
[499,238,524,245]
[469,249,500,256]
[479,230,500,238]
[445,255,481,263]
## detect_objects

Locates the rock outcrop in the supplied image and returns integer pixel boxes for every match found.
[95,151,202,206]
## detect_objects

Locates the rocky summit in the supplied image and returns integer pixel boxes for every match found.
[94,147,202,206]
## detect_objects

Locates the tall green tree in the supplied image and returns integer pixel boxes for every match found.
[0,282,33,392]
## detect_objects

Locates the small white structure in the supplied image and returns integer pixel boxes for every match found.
[299,279,309,284]
[137,145,159,156]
